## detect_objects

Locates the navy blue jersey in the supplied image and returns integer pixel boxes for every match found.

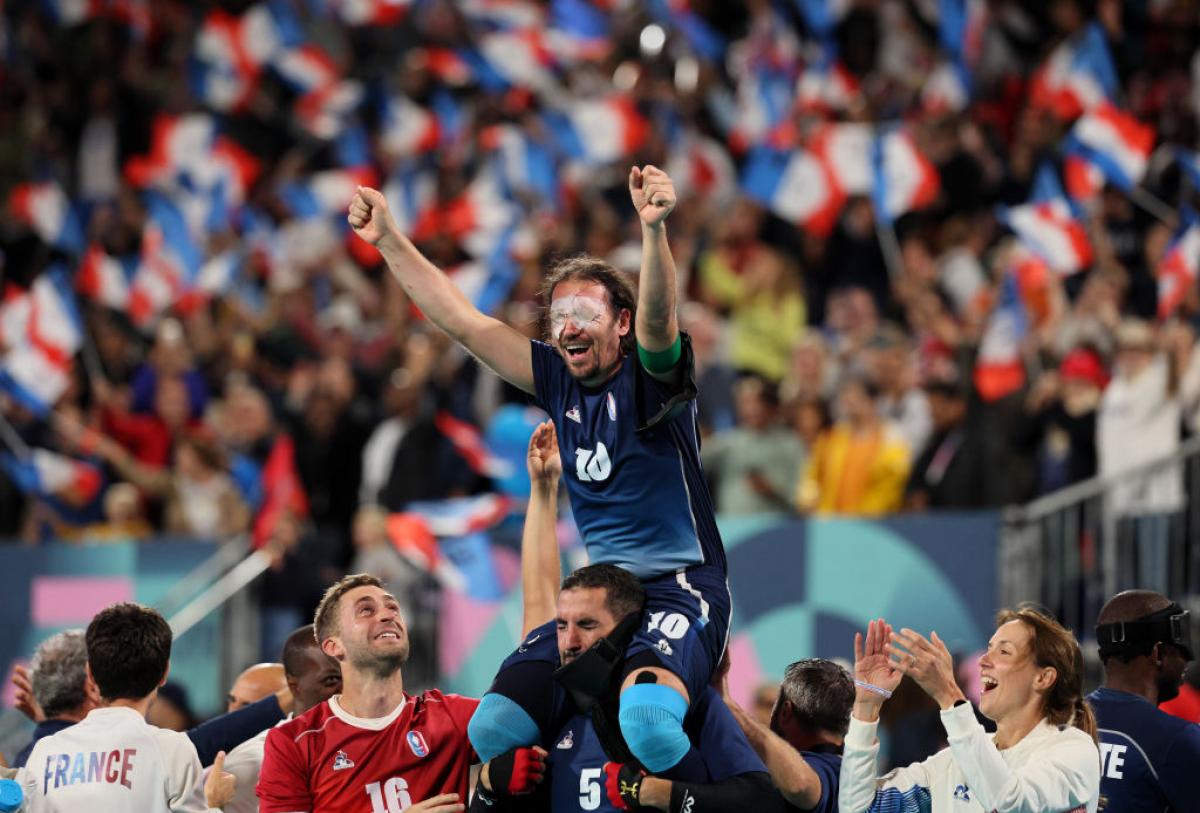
[1088,688,1200,813]
[547,686,764,812]
[796,751,841,813]
[530,337,725,579]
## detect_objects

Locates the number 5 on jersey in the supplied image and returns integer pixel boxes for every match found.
[366,777,411,813]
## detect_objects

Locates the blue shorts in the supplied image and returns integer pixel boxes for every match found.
[496,564,731,704]
[626,564,731,701]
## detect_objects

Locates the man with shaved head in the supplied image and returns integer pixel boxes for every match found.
[1087,589,1200,813]
[227,664,287,713]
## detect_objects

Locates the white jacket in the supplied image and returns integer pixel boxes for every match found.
[838,702,1100,813]
[19,706,219,813]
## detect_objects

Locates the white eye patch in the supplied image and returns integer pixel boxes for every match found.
[549,295,607,336]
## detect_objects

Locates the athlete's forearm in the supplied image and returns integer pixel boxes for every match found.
[640,772,790,813]
[377,229,534,392]
[520,479,561,636]
[635,222,679,352]
[725,698,824,808]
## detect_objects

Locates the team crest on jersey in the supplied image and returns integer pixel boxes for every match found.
[606,392,617,421]
[952,784,970,801]
[556,730,574,750]
[332,750,355,771]
[407,730,430,758]
[565,405,581,424]
[656,639,674,657]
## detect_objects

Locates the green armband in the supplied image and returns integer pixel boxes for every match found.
[637,335,682,374]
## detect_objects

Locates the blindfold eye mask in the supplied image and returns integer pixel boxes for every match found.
[549,295,607,336]
[1097,603,1193,661]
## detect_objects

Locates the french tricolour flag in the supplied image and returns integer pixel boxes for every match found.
[872,128,940,224]
[547,0,611,62]
[1030,23,1117,120]
[543,96,649,165]
[379,95,440,160]
[2,449,102,503]
[938,0,986,67]
[383,162,439,240]
[666,130,737,207]
[128,194,202,329]
[796,60,862,119]
[973,266,1029,402]
[1063,104,1155,194]
[0,269,82,415]
[741,146,843,237]
[434,411,515,479]
[1157,221,1200,320]
[481,124,559,206]
[9,182,84,255]
[281,167,377,220]
[77,244,131,310]
[729,67,796,152]
[809,122,873,196]
[176,251,243,316]
[331,0,409,26]
[190,11,259,112]
[997,198,1092,276]
[478,28,559,93]
[438,169,524,260]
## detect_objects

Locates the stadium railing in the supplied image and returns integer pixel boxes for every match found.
[1001,437,1200,649]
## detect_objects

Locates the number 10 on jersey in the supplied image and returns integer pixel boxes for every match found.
[366,777,412,812]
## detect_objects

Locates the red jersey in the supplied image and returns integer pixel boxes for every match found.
[257,690,479,813]
[1160,682,1200,723]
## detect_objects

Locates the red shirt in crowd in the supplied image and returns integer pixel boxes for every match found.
[257,690,478,813]
[1160,683,1200,724]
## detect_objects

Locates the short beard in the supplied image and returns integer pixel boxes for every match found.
[349,644,409,679]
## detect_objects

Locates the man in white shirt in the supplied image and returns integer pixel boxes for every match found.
[202,625,342,813]
[20,602,219,812]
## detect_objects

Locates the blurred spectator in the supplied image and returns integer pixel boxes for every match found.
[77,482,154,542]
[226,663,286,713]
[130,318,209,419]
[781,333,840,405]
[258,510,340,661]
[1098,320,1183,593]
[867,324,932,456]
[286,358,372,554]
[349,504,423,624]
[1018,348,1106,496]
[791,394,832,452]
[680,302,738,435]
[89,428,250,539]
[906,374,999,510]
[798,375,911,515]
[726,248,807,382]
[703,376,803,514]
[146,681,198,733]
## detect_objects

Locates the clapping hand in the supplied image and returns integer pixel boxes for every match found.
[853,619,903,720]
[886,629,965,710]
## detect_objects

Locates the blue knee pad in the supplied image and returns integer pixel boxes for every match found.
[467,693,541,763]
[617,683,691,773]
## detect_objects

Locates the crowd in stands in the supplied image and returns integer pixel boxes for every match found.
[3,1,1200,624]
